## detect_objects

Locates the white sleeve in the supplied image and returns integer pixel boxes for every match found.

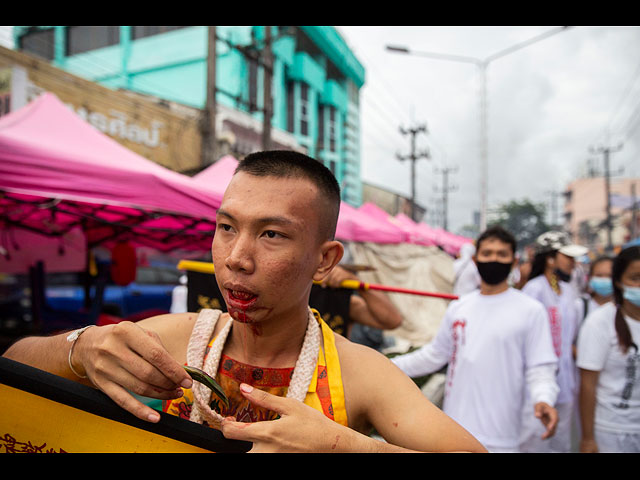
[526,363,559,406]
[392,310,452,378]
[391,343,449,378]
[576,309,609,371]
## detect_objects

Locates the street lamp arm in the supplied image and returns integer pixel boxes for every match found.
[483,26,572,64]
[386,45,481,65]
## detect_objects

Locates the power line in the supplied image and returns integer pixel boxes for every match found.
[600,56,640,139]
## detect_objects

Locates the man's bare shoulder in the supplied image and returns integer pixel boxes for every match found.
[333,334,409,398]
[136,311,198,333]
[333,334,392,371]
[333,332,442,438]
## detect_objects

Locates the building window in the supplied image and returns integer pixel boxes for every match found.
[67,26,120,56]
[318,105,325,147]
[300,83,309,137]
[286,81,295,133]
[329,107,336,152]
[131,26,186,40]
[329,160,337,177]
[19,28,55,60]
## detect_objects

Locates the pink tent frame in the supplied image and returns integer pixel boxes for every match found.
[0,93,223,256]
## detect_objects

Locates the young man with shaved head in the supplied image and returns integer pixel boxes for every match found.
[4,150,486,453]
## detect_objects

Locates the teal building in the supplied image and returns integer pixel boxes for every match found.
[13,26,365,206]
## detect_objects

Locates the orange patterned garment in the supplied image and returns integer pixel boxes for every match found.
[163,313,348,427]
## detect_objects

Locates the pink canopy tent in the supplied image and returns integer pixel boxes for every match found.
[394,212,439,247]
[193,154,239,193]
[358,202,435,246]
[433,227,473,256]
[0,93,223,268]
[359,202,474,253]
[336,202,406,244]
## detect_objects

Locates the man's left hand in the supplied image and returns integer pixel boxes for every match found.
[220,383,367,453]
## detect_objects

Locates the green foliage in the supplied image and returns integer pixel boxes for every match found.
[489,199,550,250]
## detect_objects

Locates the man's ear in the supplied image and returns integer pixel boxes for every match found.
[313,240,344,282]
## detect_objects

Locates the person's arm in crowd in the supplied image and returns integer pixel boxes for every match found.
[391,342,448,379]
[525,363,559,439]
[391,307,452,378]
[579,368,600,453]
[322,266,404,330]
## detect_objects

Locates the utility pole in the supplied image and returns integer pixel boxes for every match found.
[386,27,571,231]
[429,197,443,226]
[397,123,430,221]
[434,166,458,231]
[590,143,623,252]
[201,26,217,167]
[261,26,273,151]
[545,189,561,228]
[215,26,289,155]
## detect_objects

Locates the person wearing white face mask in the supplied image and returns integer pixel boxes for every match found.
[578,257,614,324]
[577,246,640,453]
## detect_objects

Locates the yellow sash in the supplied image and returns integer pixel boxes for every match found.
[304,312,348,426]
[164,310,348,427]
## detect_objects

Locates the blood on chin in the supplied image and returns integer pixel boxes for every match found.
[227,305,265,336]
[228,307,253,323]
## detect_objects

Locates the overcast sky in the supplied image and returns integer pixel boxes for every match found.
[336,26,640,234]
[2,26,639,235]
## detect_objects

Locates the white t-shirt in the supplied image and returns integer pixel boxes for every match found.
[522,275,580,404]
[392,288,557,449]
[576,302,640,433]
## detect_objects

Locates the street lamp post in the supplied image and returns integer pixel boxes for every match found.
[386,27,571,231]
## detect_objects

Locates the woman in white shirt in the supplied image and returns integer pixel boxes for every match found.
[577,246,640,453]
[577,256,614,324]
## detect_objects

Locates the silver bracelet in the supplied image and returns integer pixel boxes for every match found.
[66,325,95,379]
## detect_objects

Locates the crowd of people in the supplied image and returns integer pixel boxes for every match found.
[393,226,640,453]
[3,149,640,453]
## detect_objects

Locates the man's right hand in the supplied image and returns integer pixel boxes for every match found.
[73,321,192,422]
[533,401,558,439]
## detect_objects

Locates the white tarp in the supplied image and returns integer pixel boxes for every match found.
[346,242,455,353]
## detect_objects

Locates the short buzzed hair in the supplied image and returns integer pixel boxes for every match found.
[476,225,517,255]
[235,150,341,241]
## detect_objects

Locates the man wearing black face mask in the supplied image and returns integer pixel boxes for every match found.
[519,230,587,453]
[393,226,559,453]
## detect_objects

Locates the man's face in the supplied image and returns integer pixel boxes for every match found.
[211,172,334,324]
[554,252,576,275]
[474,237,515,265]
